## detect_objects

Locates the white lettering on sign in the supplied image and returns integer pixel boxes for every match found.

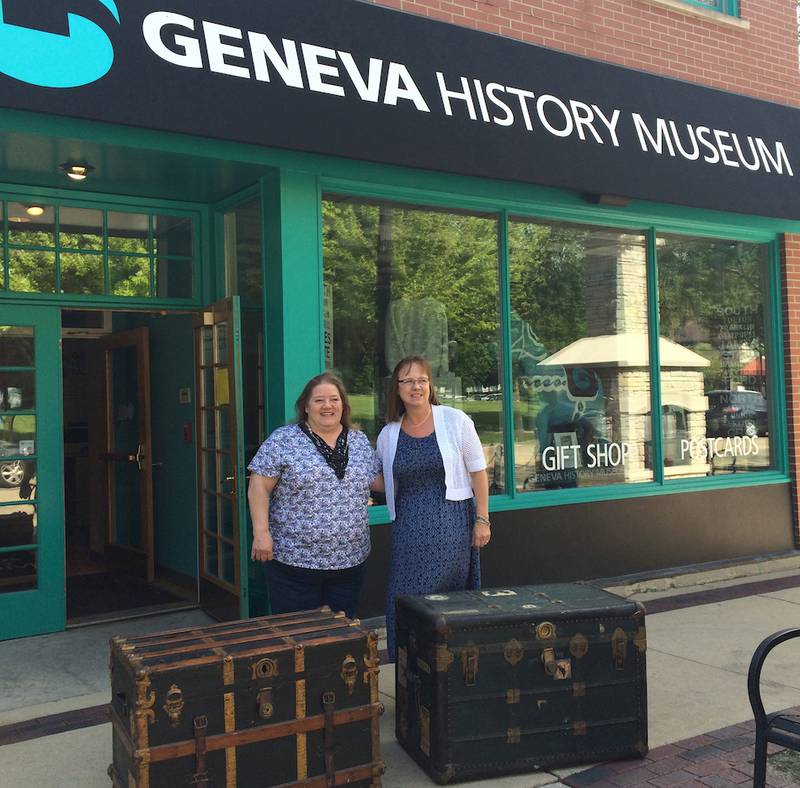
[542,443,630,470]
[680,436,759,461]
[143,12,430,112]
[140,12,794,179]
[631,114,793,176]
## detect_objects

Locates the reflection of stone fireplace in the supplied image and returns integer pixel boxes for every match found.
[541,237,710,483]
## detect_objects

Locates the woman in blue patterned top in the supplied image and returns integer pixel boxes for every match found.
[247,373,383,618]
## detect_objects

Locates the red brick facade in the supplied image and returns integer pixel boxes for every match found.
[782,234,800,546]
[369,0,800,106]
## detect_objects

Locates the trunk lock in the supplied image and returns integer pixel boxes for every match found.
[257,687,274,719]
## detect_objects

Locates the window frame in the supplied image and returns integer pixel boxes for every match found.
[0,189,205,308]
[318,177,789,524]
[680,0,739,16]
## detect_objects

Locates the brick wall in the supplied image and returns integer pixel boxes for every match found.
[369,0,800,106]
[782,234,800,548]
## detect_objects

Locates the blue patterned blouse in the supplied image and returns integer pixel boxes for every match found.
[248,424,380,570]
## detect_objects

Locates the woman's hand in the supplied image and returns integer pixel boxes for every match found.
[251,531,274,562]
[472,522,491,549]
[248,474,277,562]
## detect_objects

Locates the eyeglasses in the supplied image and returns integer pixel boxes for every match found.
[398,377,430,387]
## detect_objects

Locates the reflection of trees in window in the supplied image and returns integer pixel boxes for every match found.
[8,240,56,293]
[508,223,587,353]
[658,238,768,393]
[3,203,193,298]
[322,198,500,396]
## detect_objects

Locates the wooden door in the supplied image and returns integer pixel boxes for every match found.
[194,297,248,620]
[102,327,154,582]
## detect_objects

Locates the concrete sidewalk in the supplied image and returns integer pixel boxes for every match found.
[2,572,800,787]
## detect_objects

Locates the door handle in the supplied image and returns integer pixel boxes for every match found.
[133,443,144,471]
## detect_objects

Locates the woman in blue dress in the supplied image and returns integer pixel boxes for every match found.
[376,355,491,661]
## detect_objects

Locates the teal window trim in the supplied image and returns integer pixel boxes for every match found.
[211,184,262,301]
[0,544,36,555]
[0,190,205,307]
[0,500,35,509]
[499,209,516,498]
[319,176,790,525]
[147,215,155,297]
[54,207,61,295]
[767,239,789,475]
[102,211,109,295]
[681,0,739,16]
[2,203,6,290]
[322,177,786,244]
[647,227,665,484]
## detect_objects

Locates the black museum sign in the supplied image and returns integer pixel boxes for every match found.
[2,0,800,219]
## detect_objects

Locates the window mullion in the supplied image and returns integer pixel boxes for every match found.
[647,227,664,484]
[768,239,788,475]
[54,206,61,296]
[499,209,516,499]
[2,201,7,291]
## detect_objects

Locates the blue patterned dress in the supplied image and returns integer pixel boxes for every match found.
[385,429,480,661]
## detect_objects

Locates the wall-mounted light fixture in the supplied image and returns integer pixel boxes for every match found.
[60,162,95,181]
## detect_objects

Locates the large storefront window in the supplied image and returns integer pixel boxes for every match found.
[658,236,772,476]
[2,202,196,300]
[323,195,505,492]
[321,190,783,504]
[509,220,652,491]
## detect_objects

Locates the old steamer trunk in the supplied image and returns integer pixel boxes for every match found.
[108,608,384,787]
[395,584,647,784]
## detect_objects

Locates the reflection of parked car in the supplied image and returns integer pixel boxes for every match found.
[0,459,23,487]
[706,390,768,438]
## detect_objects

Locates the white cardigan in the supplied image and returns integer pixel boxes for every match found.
[376,405,487,521]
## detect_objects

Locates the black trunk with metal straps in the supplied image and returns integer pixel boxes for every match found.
[394,583,648,784]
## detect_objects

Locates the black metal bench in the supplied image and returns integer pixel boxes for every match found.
[748,627,800,788]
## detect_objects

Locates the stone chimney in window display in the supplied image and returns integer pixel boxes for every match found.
[580,235,710,483]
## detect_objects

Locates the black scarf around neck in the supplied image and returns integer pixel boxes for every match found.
[299,422,349,480]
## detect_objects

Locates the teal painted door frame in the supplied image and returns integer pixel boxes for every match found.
[262,170,325,432]
[0,305,64,639]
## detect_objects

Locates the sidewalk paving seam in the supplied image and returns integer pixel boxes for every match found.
[0,704,108,747]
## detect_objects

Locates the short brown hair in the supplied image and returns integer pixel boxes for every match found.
[295,373,352,428]
[386,355,440,422]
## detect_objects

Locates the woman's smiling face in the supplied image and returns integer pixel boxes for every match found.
[397,362,431,409]
[305,383,343,431]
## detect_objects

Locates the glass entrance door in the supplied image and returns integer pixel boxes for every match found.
[194,297,248,620]
[0,306,63,639]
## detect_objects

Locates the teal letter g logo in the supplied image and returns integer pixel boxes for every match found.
[0,0,120,88]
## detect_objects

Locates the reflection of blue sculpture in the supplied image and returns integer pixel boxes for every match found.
[510,311,607,449]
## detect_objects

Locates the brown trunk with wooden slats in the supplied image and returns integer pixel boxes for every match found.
[108,607,384,788]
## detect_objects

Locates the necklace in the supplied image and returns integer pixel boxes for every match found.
[405,409,432,428]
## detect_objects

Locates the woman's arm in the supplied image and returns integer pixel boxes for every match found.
[370,473,385,493]
[248,474,278,561]
[470,469,491,548]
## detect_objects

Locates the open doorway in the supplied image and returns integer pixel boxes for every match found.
[62,309,199,624]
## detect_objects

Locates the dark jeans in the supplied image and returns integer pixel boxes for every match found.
[266,560,366,619]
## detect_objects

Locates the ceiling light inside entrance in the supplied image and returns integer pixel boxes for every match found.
[60,162,95,181]
[25,205,44,217]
